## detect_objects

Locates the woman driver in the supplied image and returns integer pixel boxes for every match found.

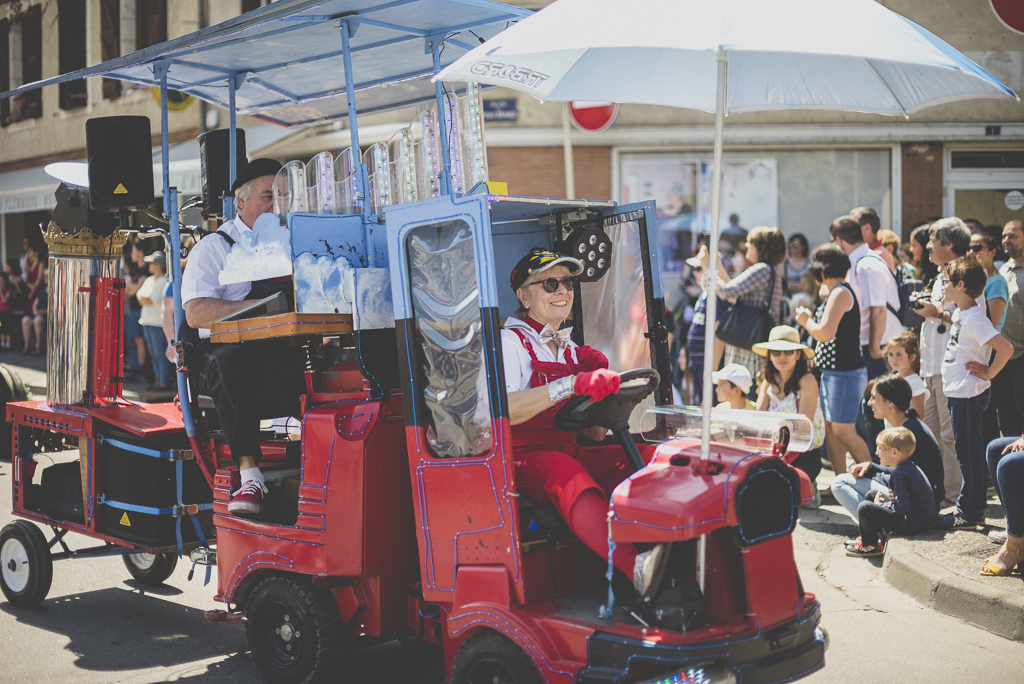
[502,248,664,595]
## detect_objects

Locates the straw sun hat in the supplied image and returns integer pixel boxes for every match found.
[751,325,814,360]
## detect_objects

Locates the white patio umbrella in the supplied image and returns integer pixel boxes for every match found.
[437,0,1018,467]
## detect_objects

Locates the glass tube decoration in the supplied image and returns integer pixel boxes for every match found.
[305,151,334,215]
[362,142,392,214]
[414,109,442,200]
[273,161,307,216]
[442,90,466,195]
[459,82,488,191]
[389,127,418,206]
[334,146,361,214]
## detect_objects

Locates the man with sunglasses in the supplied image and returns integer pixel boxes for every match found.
[502,248,665,596]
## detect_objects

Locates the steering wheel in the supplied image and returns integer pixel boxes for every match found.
[554,368,660,432]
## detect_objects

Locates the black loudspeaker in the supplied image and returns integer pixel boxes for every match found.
[198,128,247,217]
[86,116,155,212]
[51,183,119,236]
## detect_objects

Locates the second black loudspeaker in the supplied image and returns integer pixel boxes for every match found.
[86,116,155,212]
[198,129,247,217]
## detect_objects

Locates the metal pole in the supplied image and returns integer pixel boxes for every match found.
[225,73,240,221]
[561,106,576,200]
[697,49,729,595]
[431,38,453,196]
[168,186,197,437]
[158,65,170,219]
[340,18,374,265]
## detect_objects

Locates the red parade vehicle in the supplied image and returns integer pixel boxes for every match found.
[0,2,825,683]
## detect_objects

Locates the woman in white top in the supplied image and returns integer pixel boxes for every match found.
[753,326,826,508]
[136,251,173,391]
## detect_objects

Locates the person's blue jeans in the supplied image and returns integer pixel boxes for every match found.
[831,472,890,521]
[141,325,173,385]
[861,346,890,380]
[947,389,991,523]
[986,436,1024,537]
[125,308,143,374]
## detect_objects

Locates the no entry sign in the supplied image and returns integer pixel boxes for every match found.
[991,0,1024,34]
[566,101,619,134]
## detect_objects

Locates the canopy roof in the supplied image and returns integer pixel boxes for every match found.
[0,0,530,127]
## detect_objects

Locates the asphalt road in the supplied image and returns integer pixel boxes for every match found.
[1,359,1022,683]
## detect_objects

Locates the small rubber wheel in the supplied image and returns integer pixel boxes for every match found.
[123,552,178,586]
[245,575,342,684]
[0,521,53,608]
[0,364,28,462]
[451,631,542,684]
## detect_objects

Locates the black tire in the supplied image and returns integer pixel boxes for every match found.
[245,575,342,684]
[122,552,178,586]
[0,364,28,462]
[451,631,543,684]
[0,521,53,608]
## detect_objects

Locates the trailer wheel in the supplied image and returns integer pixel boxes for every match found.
[0,364,28,462]
[0,521,53,608]
[123,552,178,586]
[451,631,542,684]
[245,575,342,684]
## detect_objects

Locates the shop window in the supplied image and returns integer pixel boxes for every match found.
[1,4,42,127]
[950,151,1024,169]
[58,0,88,111]
[100,0,120,99]
[136,0,166,49]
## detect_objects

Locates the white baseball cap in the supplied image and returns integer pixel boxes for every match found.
[712,363,753,394]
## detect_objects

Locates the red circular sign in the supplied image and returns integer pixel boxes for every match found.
[991,0,1024,34]
[566,101,619,134]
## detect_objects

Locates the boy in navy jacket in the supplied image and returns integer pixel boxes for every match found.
[847,427,937,558]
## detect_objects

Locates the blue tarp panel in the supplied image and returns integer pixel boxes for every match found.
[0,0,530,127]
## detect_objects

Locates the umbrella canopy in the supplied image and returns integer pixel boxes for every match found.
[436,0,1017,115]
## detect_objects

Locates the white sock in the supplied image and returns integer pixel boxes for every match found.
[240,467,265,486]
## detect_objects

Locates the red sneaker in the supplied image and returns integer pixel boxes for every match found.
[228,479,267,516]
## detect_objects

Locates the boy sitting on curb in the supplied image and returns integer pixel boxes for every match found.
[847,427,936,558]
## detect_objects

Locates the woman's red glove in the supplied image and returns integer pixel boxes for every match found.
[575,345,609,371]
[574,369,620,402]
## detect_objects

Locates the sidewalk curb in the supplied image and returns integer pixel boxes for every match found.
[883,536,1024,641]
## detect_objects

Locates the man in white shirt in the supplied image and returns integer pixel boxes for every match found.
[914,217,975,507]
[851,206,896,274]
[829,217,902,380]
[181,158,303,517]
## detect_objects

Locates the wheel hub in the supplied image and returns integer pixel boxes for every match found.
[1,538,30,593]
[128,552,156,571]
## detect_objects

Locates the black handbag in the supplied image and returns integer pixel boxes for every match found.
[716,266,776,350]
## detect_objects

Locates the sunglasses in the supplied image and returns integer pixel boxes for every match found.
[768,348,797,357]
[968,244,985,253]
[528,276,579,293]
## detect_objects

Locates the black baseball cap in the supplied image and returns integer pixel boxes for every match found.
[510,248,584,291]
[230,158,283,193]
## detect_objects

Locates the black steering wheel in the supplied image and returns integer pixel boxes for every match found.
[554,368,659,472]
[554,368,660,432]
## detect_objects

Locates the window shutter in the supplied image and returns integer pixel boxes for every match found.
[59,0,88,111]
[0,19,9,127]
[20,4,42,120]
[101,0,121,99]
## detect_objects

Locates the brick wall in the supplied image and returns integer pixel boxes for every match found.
[487,146,612,201]
[901,142,944,238]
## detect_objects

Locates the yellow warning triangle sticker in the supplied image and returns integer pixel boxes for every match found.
[113,183,128,194]
[120,512,131,526]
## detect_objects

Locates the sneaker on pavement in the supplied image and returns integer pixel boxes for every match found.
[228,479,267,516]
[933,512,978,531]
[844,536,862,548]
[989,527,1008,545]
[633,543,667,595]
[802,488,822,510]
[846,540,885,558]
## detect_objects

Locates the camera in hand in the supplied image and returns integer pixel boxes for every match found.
[908,291,933,310]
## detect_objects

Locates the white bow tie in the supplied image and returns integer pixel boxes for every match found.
[539,324,573,348]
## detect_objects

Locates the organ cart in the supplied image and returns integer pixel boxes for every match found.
[0,2,826,683]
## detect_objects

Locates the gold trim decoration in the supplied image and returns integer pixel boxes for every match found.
[43,222,129,258]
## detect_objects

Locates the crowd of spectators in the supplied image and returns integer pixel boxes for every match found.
[0,237,48,357]
[672,210,1024,574]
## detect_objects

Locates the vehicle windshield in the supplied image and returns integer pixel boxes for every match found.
[639,406,813,456]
